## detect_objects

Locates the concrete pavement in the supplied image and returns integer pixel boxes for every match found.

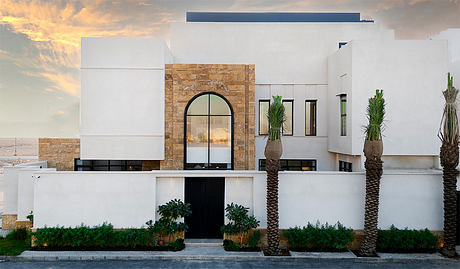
[1,246,454,263]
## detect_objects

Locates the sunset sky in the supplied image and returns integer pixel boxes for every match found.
[1,0,459,138]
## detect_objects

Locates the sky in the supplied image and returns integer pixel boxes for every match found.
[0,0,459,138]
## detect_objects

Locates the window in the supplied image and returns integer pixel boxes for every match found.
[185,93,233,170]
[282,100,293,136]
[259,159,316,171]
[339,160,352,172]
[340,95,347,136]
[305,100,317,136]
[259,100,270,135]
[339,42,348,49]
[74,159,142,171]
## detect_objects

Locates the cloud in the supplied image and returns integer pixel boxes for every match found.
[0,0,172,97]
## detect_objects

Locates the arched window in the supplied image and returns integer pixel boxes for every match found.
[184,92,233,170]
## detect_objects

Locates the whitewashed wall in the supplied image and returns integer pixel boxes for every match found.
[17,168,54,221]
[255,84,333,170]
[3,161,47,218]
[328,40,448,171]
[171,22,394,84]
[32,170,445,231]
[33,172,156,228]
[80,37,172,160]
[255,171,444,230]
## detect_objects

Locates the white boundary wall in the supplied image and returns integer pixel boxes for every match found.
[32,170,446,231]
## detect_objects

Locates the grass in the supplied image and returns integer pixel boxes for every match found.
[0,228,31,256]
[0,237,31,256]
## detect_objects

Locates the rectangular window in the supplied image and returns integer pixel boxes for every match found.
[282,100,293,136]
[339,160,352,172]
[340,95,347,136]
[74,159,142,171]
[305,100,317,136]
[259,159,316,171]
[259,100,270,135]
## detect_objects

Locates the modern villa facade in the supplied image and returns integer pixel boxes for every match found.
[2,13,460,242]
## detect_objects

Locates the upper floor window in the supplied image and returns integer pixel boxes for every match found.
[339,160,352,172]
[259,100,270,135]
[185,93,233,170]
[75,159,142,171]
[305,100,317,136]
[340,95,347,136]
[259,159,317,171]
[282,100,293,136]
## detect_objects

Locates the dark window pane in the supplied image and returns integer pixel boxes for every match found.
[259,159,316,171]
[340,95,347,136]
[93,160,108,166]
[306,101,317,136]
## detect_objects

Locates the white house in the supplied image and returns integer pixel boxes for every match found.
[3,12,459,241]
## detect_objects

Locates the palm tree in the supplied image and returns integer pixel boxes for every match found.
[264,96,285,255]
[438,73,458,258]
[359,90,385,257]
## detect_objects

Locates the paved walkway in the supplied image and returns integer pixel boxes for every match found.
[4,246,453,262]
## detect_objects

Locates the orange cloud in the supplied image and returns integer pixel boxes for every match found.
[0,0,171,96]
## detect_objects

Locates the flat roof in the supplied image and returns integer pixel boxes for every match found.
[186,12,370,23]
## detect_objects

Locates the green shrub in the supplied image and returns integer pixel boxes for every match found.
[6,228,29,241]
[145,199,192,243]
[284,221,354,251]
[221,203,259,245]
[33,223,154,249]
[247,230,260,248]
[377,225,438,253]
[223,239,241,251]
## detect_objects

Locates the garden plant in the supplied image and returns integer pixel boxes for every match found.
[284,221,354,252]
[264,95,286,256]
[359,90,385,257]
[221,203,260,251]
[146,199,192,245]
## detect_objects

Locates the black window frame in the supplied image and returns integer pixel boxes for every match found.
[74,159,142,171]
[259,159,317,171]
[184,92,234,170]
[339,160,352,172]
[282,100,294,136]
[340,94,347,136]
[305,100,317,136]
[258,99,270,135]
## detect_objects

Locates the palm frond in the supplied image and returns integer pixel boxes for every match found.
[267,96,286,140]
[365,89,385,141]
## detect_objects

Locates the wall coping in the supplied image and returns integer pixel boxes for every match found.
[33,169,443,176]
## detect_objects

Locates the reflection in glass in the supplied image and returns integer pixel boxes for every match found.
[259,101,269,135]
[188,94,209,115]
[186,116,208,164]
[305,101,317,136]
[210,94,231,115]
[283,101,293,135]
[210,116,231,164]
[340,95,347,136]
[185,93,232,169]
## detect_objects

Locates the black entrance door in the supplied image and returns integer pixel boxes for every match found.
[185,177,225,238]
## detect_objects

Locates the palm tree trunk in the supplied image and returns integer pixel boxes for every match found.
[359,157,383,257]
[266,158,281,255]
[440,142,458,258]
